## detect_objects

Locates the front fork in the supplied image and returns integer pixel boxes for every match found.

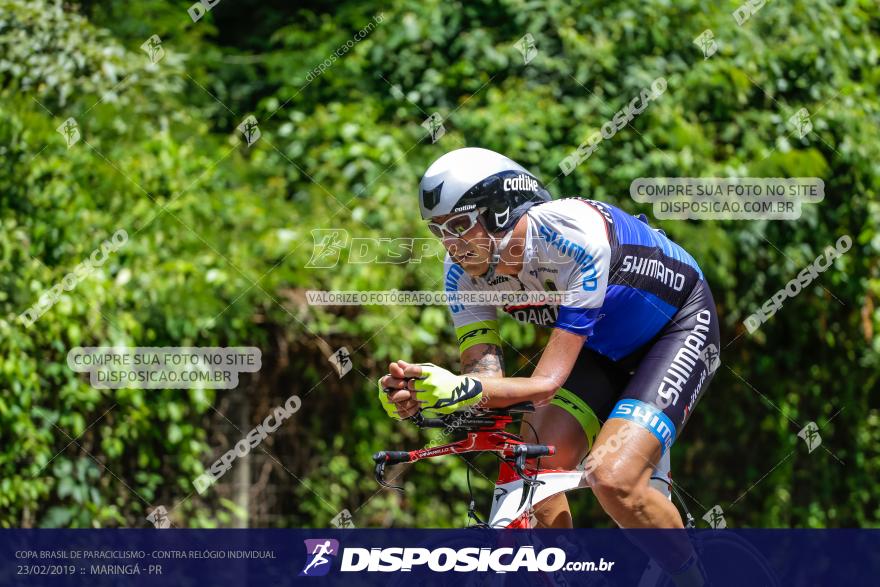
[486,463,588,528]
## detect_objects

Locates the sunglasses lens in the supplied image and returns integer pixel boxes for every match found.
[427,223,444,238]
[447,215,475,235]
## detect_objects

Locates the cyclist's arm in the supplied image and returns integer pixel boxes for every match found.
[467,199,611,407]
[456,320,504,378]
[461,343,504,378]
[471,327,585,407]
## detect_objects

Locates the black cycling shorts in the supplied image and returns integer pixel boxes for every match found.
[556,279,720,455]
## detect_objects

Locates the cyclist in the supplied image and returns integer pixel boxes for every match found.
[378,147,719,586]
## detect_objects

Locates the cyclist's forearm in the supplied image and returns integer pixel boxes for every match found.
[468,328,584,408]
[470,374,560,407]
[460,343,504,378]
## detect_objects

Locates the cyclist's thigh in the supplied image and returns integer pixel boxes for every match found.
[521,405,589,469]
[610,280,721,454]
[521,347,626,467]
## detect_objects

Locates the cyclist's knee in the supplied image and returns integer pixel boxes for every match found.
[590,461,627,496]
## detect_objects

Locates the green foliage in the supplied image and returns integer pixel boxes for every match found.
[1,0,878,528]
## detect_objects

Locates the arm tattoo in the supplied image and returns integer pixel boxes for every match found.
[462,345,504,377]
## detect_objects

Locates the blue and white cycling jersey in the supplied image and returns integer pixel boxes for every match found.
[444,198,704,360]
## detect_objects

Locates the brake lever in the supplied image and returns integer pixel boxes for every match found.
[513,450,545,488]
[373,451,406,492]
[373,460,404,492]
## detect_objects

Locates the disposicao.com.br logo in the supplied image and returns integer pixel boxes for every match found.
[299,540,613,575]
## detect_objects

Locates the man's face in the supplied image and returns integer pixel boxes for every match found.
[429,212,492,277]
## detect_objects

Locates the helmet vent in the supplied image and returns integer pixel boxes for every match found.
[421,182,443,210]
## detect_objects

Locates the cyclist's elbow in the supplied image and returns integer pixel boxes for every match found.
[532,375,564,404]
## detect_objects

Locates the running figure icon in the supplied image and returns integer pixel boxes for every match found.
[299,538,340,577]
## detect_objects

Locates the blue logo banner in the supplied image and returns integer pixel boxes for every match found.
[1,529,878,586]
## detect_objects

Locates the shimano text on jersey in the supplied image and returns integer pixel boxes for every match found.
[538,226,599,291]
[620,254,687,291]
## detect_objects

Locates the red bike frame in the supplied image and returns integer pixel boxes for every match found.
[373,406,567,527]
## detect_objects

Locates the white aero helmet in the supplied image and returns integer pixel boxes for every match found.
[418,147,552,232]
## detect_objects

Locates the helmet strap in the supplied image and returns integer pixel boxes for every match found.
[482,228,515,281]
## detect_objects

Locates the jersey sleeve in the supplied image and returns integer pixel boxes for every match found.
[535,202,611,338]
[443,256,500,352]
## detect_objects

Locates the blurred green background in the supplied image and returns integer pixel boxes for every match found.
[1,0,878,528]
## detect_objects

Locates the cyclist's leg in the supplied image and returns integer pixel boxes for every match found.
[587,419,679,526]
[519,405,587,528]
[520,348,618,528]
[586,280,720,575]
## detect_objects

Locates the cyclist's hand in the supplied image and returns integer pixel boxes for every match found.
[377,361,420,420]
[377,381,418,420]
[379,361,411,394]
[398,361,484,416]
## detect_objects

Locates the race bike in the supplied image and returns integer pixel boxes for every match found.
[373,402,779,586]
[373,401,675,529]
